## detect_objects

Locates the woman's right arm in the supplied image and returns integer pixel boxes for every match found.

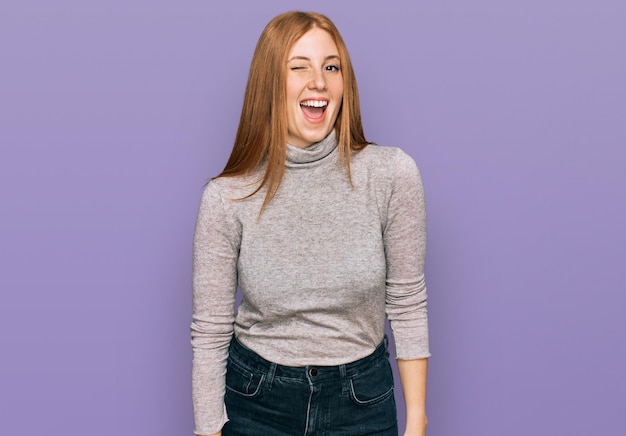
[191,182,241,435]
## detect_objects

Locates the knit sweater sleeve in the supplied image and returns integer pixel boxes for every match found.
[384,150,430,359]
[191,181,240,435]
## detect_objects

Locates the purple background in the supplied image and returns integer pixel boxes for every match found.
[1,1,625,434]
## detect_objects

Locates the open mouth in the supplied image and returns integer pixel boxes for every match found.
[300,99,328,121]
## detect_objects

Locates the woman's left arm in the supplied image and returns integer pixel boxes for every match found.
[381,149,430,435]
[398,358,428,436]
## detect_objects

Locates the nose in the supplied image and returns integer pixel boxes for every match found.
[308,69,327,91]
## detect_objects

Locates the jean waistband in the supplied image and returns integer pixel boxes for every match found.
[228,335,389,383]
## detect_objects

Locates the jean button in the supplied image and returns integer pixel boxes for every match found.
[309,367,318,377]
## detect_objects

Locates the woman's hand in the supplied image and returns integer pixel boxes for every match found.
[404,411,428,436]
[198,432,222,436]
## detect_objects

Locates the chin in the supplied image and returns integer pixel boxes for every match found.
[308,127,333,142]
[310,133,328,143]
[289,128,332,148]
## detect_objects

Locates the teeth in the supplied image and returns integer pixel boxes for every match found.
[300,100,328,108]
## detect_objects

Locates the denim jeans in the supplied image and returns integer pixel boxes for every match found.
[223,336,398,436]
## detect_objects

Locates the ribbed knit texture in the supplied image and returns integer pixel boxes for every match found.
[191,130,429,434]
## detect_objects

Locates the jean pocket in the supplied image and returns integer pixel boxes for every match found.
[225,359,265,398]
[348,361,395,406]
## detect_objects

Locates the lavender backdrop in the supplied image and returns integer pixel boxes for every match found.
[1,1,624,435]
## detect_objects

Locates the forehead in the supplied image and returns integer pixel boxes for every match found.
[288,27,339,58]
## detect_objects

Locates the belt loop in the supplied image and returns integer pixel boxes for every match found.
[265,362,277,391]
[339,364,348,395]
[339,364,347,380]
[383,334,390,358]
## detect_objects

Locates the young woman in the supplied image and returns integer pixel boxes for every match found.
[191,11,429,436]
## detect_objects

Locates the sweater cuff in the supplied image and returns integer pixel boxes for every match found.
[194,404,229,435]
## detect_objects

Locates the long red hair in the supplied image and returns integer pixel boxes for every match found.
[217,11,368,212]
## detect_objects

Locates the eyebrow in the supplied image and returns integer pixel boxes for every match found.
[287,55,340,62]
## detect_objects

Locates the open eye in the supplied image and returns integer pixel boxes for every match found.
[325,64,341,72]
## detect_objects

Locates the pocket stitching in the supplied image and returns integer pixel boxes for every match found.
[348,379,394,406]
[225,360,266,398]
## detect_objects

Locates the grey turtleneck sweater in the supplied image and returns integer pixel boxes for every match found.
[191,131,429,435]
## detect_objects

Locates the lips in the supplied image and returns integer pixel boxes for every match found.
[300,99,328,122]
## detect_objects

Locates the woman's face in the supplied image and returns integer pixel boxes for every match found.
[286,27,344,148]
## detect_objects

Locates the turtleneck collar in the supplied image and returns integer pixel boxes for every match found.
[285,130,338,167]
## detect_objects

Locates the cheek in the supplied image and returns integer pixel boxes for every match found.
[286,78,299,105]
[331,77,344,104]
[286,87,298,106]
[332,88,344,108]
